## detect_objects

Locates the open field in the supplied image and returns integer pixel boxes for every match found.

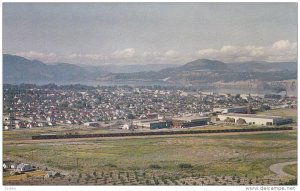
[257,108,297,122]
[3,127,297,185]
[3,126,112,141]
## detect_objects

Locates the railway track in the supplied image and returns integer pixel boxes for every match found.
[32,126,293,140]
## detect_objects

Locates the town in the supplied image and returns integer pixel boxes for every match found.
[3,84,296,131]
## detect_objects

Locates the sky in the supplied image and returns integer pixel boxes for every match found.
[3,3,298,65]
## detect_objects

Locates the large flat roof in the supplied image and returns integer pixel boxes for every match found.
[218,113,290,120]
[172,116,210,121]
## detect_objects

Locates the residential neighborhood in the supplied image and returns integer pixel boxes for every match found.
[3,84,296,131]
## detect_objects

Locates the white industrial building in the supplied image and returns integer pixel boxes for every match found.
[218,114,292,126]
[172,116,211,128]
[133,119,170,130]
[213,106,250,114]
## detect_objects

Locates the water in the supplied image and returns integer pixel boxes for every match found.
[5,80,297,96]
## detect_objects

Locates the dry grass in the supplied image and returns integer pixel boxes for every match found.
[4,170,47,182]
[257,108,297,122]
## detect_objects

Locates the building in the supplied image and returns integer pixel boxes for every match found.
[264,94,282,99]
[172,116,211,128]
[218,114,293,126]
[3,160,14,169]
[133,119,170,130]
[83,122,100,127]
[213,106,251,114]
[16,163,33,173]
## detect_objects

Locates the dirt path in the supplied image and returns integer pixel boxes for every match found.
[269,161,297,178]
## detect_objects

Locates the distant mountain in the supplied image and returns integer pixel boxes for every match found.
[101,58,297,89]
[181,59,228,71]
[3,54,297,88]
[3,54,97,84]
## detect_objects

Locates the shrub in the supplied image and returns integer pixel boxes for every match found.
[93,171,97,177]
[149,164,161,169]
[280,179,297,185]
[179,163,192,169]
[105,163,117,167]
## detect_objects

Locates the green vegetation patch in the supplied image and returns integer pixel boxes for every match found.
[283,164,297,177]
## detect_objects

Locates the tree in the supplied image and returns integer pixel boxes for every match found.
[127,113,135,119]
[237,118,246,124]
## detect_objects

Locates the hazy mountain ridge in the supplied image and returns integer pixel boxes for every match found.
[3,54,96,83]
[3,54,297,87]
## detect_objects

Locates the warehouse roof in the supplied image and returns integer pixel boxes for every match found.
[172,116,210,121]
[218,113,289,120]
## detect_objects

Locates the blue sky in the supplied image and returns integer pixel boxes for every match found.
[3,3,297,65]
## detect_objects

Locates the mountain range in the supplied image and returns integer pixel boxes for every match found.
[3,54,297,89]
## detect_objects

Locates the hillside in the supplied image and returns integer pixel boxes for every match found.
[3,54,97,84]
[3,54,297,90]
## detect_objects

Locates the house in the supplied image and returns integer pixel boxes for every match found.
[3,160,14,169]
[4,125,14,130]
[10,162,17,169]
[15,122,26,129]
[27,123,35,128]
[37,122,47,127]
[16,163,33,173]
[83,122,99,127]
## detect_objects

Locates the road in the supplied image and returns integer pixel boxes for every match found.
[269,161,297,178]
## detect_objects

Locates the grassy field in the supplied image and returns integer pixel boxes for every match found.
[283,164,297,177]
[3,130,297,180]
[257,108,297,122]
[3,126,112,140]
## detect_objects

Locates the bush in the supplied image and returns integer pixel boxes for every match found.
[146,179,150,185]
[280,179,297,185]
[105,163,117,167]
[149,164,161,169]
[178,163,193,169]
[93,171,97,177]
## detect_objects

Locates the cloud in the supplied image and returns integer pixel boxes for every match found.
[14,40,297,65]
[195,40,297,62]
[272,40,296,50]
[164,50,180,58]
[112,48,136,58]
[16,51,57,62]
